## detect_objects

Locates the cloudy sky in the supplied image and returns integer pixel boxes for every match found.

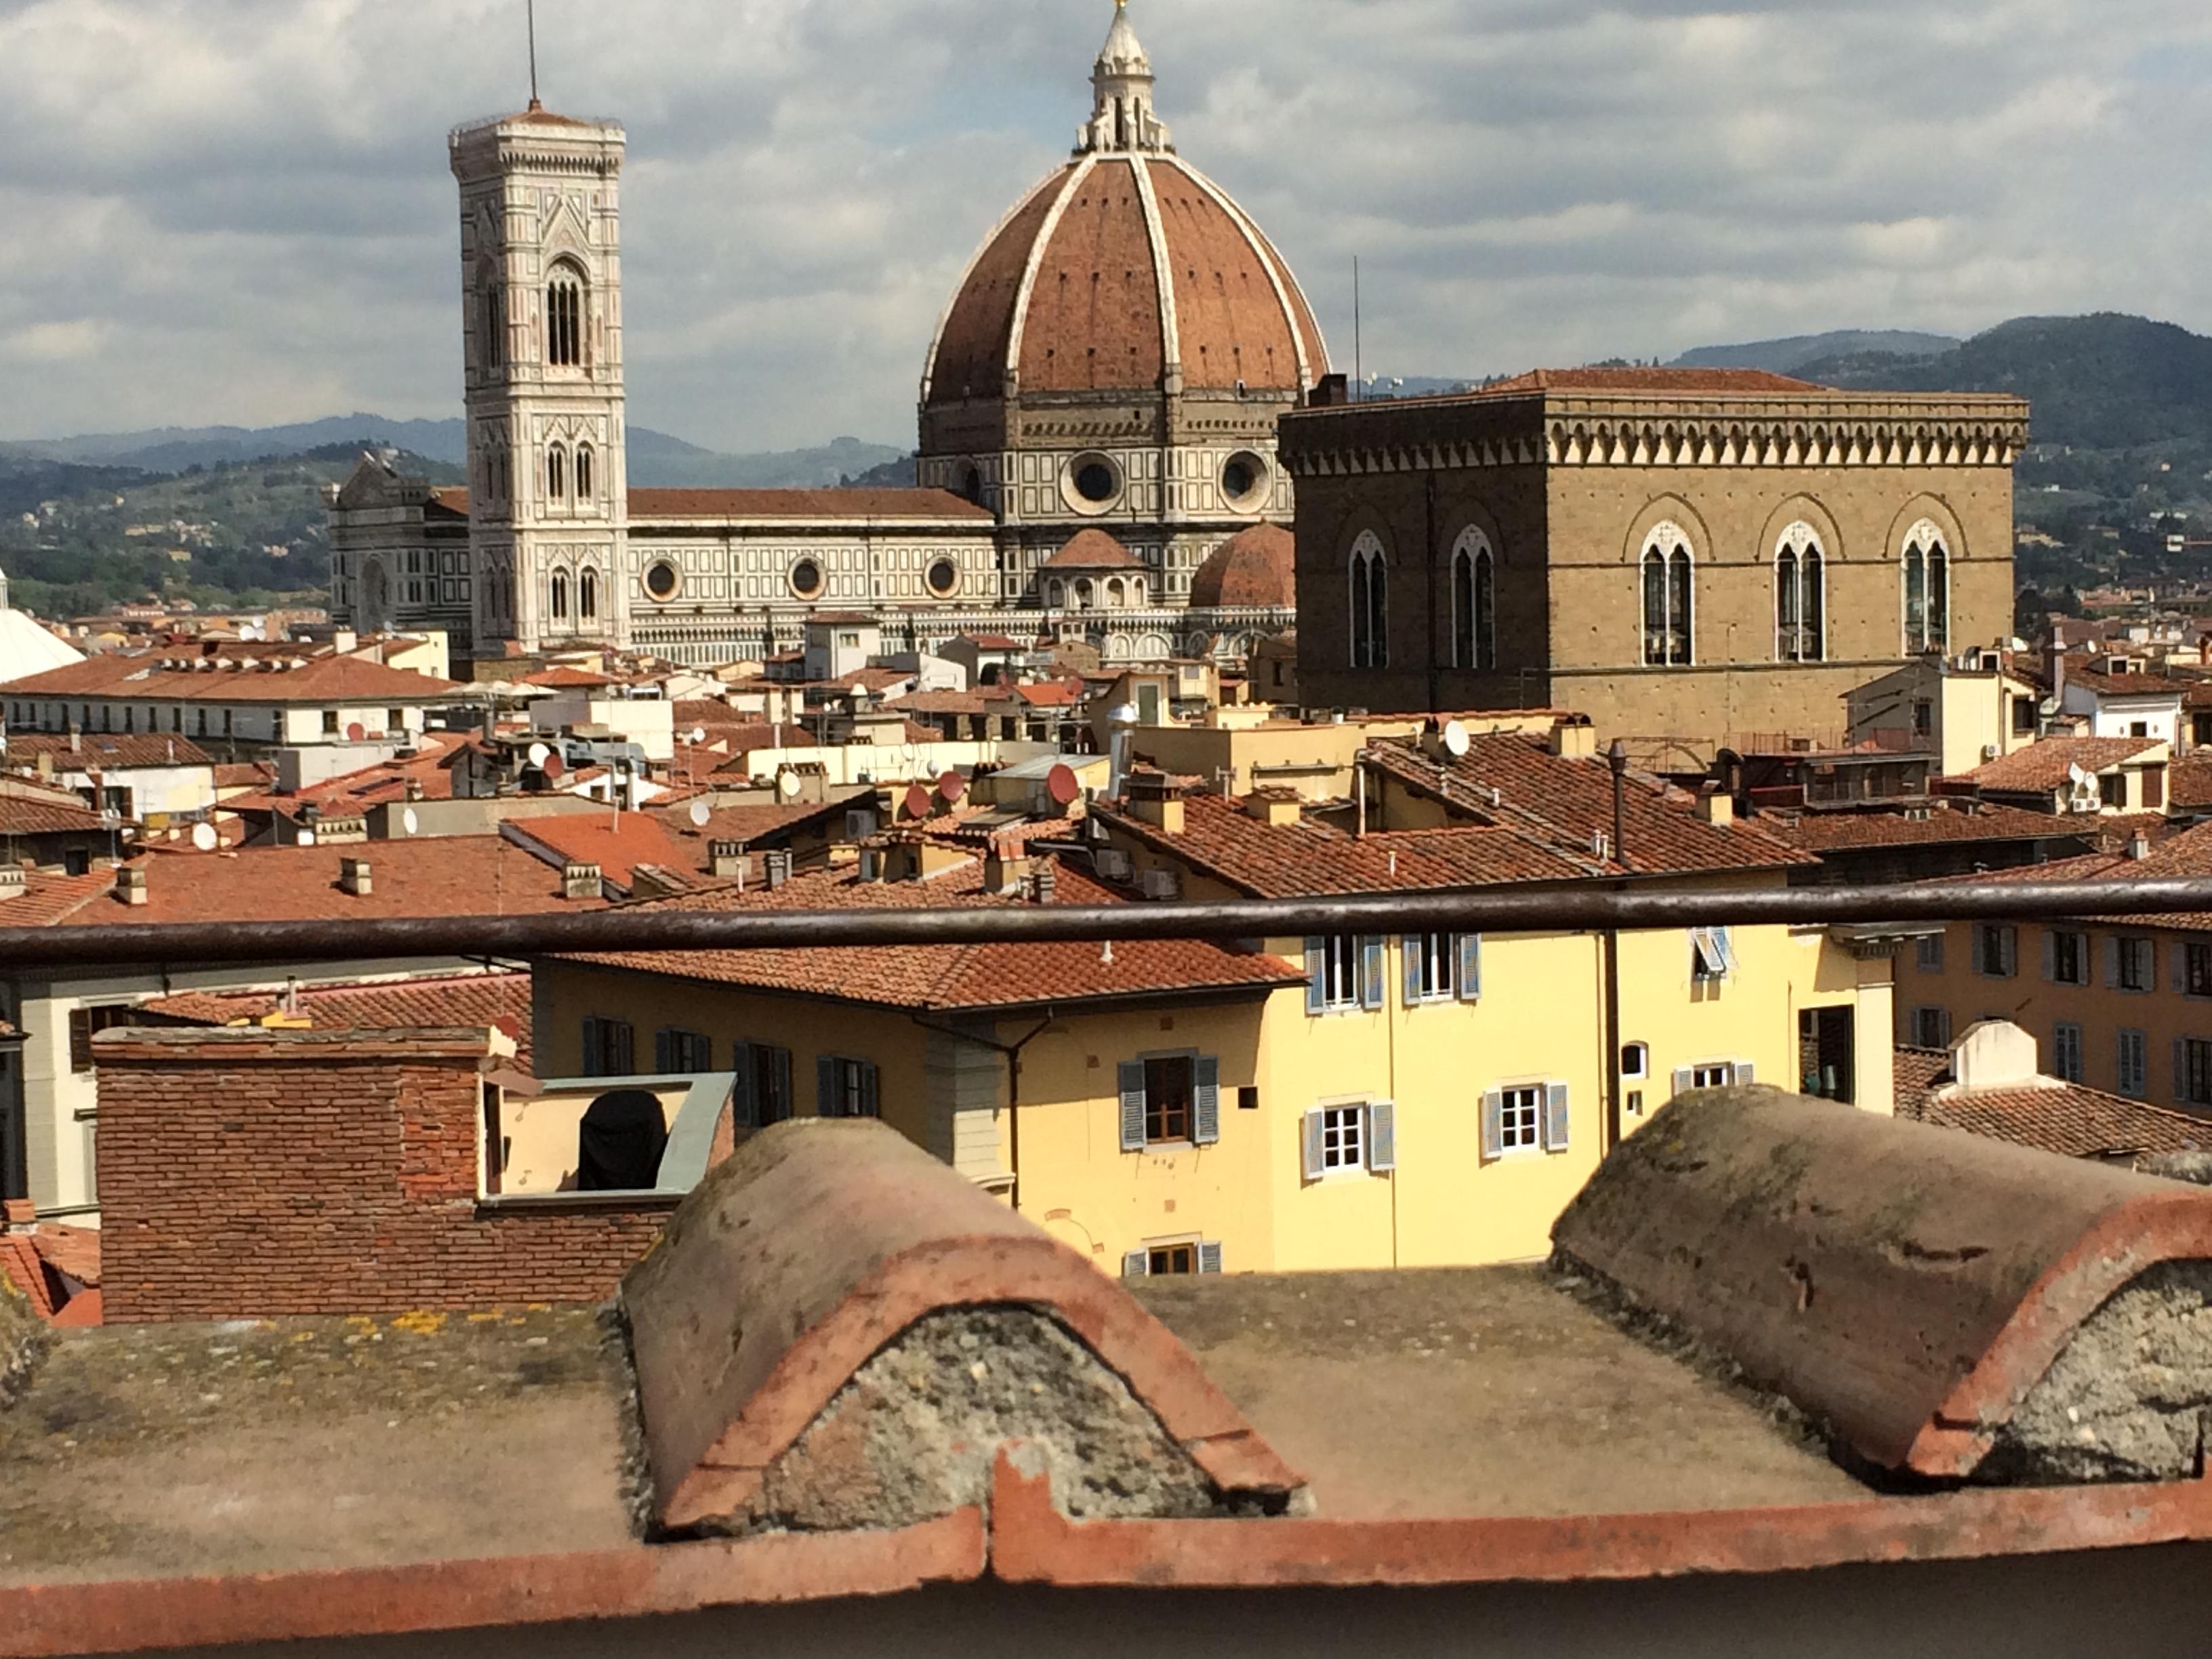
[4,0,2209,453]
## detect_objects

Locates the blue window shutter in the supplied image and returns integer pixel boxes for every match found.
[731,1042,755,1128]
[1402,936,1424,1005]
[1544,1083,1571,1152]
[1673,1066,1695,1099]
[1367,1100,1397,1172]
[1300,1110,1324,1181]
[1457,933,1483,1001]
[1715,926,1737,976]
[1198,1241,1224,1275]
[1122,1248,1149,1279]
[1118,1061,1147,1151]
[2041,929,2055,981]
[1193,1057,1221,1145]
[2146,943,2159,993]
[1480,1090,1504,1160]
[1305,937,1327,1014]
[1736,1061,1756,1086]
[817,1054,836,1118]
[861,1062,880,1119]
[1360,936,1385,1009]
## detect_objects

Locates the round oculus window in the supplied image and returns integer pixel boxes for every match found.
[926,559,960,598]
[790,559,825,600]
[1222,452,1267,507]
[1065,453,1122,510]
[643,560,680,602]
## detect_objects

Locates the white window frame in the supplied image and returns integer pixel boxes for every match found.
[1621,1042,1650,1081]
[1688,1061,1742,1091]
[1317,1103,1364,1174]
[1300,1098,1395,1181]
[1902,520,1951,655]
[1407,932,1454,1002]
[1690,926,1736,985]
[1495,1084,1545,1154]
[1640,524,1695,668]
[1774,521,1826,663]
[2118,1027,2148,1100]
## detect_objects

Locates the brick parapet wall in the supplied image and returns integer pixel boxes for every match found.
[94,1028,673,1323]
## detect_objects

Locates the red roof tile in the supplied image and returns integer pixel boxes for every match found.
[500,814,687,892]
[520,667,617,689]
[0,651,459,703]
[0,780,112,835]
[1756,802,2085,853]
[1481,367,1823,395]
[1191,525,1296,610]
[1896,1048,2212,1160]
[1042,530,1141,571]
[562,858,1301,1013]
[1965,737,2165,792]
[3,733,216,770]
[140,972,534,1071]
[2064,668,2185,698]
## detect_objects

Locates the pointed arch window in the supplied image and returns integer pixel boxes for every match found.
[548,444,568,501]
[579,568,600,624]
[480,272,506,371]
[575,443,594,501]
[1641,525,1694,667]
[1903,522,1950,653]
[1775,522,1826,662]
[550,571,571,624]
[1449,527,1497,670]
[1349,531,1389,669]
[547,262,585,367]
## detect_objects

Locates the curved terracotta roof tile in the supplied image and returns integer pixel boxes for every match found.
[1190,523,1295,609]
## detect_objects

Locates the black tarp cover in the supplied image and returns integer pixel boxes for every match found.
[575,1089,668,1191]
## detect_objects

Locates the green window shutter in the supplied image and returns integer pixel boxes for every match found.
[1300,1110,1324,1181]
[1480,1090,1504,1161]
[1193,1057,1221,1145]
[1305,937,1328,1013]
[581,1018,602,1078]
[772,1047,793,1123]
[1198,1241,1224,1275]
[1122,1249,1149,1279]
[817,1054,837,1118]
[1401,935,1424,1005]
[731,1042,755,1128]
[1118,1061,1147,1152]
[1456,933,1483,1001]
[1543,1083,1571,1152]
[1367,1100,1397,1172]
[861,1062,880,1120]
[1360,936,1385,1009]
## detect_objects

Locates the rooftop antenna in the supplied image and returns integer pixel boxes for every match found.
[527,0,541,109]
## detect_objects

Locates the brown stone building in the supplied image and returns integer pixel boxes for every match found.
[1279,368,2029,760]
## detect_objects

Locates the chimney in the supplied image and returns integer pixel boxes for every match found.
[1549,718,1599,760]
[562,860,603,901]
[318,815,369,846]
[1244,787,1302,827]
[983,843,1031,896]
[1950,1019,2043,1092]
[117,865,149,906]
[404,779,426,803]
[68,724,81,755]
[1031,862,1057,905]
[1125,771,1185,834]
[1694,789,1734,830]
[338,857,372,897]
[2127,829,2154,861]
[708,839,745,880]
[764,849,794,891]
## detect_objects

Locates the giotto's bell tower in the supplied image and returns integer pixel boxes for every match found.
[450,99,630,653]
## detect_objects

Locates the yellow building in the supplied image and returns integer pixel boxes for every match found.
[1898,823,2212,1113]
[530,726,1900,1277]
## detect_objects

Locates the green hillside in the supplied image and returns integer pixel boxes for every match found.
[1,446,462,619]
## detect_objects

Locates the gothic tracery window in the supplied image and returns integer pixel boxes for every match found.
[1902,523,1950,654]
[551,571,571,623]
[1641,525,1694,668]
[1450,527,1497,670]
[1775,522,1826,663]
[579,568,599,624]
[548,444,568,501]
[547,263,585,367]
[1348,531,1389,670]
[575,443,594,501]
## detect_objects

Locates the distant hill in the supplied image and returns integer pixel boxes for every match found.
[0,419,907,491]
[1671,331,1960,375]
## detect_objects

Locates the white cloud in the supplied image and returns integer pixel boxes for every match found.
[3,0,2209,449]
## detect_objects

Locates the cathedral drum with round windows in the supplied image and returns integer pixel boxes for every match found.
[926,558,961,599]
[790,559,825,601]
[643,559,682,603]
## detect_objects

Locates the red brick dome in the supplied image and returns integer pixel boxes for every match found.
[1189,524,1295,610]
[921,7,1326,413]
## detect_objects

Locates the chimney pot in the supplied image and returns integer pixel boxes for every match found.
[117,865,149,905]
[562,860,603,901]
[339,857,373,897]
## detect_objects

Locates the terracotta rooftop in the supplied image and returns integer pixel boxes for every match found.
[1189,523,1295,610]
[500,813,689,893]
[1477,367,1825,395]
[140,971,535,1071]
[1757,802,2085,853]
[1041,529,1141,571]
[2064,667,2186,699]
[0,651,461,703]
[518,666,617,690]
[6,836,607,928]
[888,688,995,717]
[2169,754,2212,811]
[647,794,863,848]
[0,779,112,836]
[1362,733,1813,878]
[1896,1046,2211,1162]
[1965,736,2167,793]
[1,732,216,771]
[562,857,1303,1014]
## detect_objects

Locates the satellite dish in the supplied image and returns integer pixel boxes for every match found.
[2039,697,2060,718]
[691,726,708,745]
[298,829,318,848]
[1046,763,1082,808]
[2067,764,2088,785]
[542,752,567,779]
[689,799,712,829]
[346,722,366,743]
[777,771,802,800]
[190,822,218,852]
[401,806,419,836]
[1441,720,1471,758]
[527,741,552,769]
[905,783,935,820]
[937,770,968,804]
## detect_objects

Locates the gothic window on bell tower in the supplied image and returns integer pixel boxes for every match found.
[547,262,585,367]
[548,444,569,502]
[575,443,594,501]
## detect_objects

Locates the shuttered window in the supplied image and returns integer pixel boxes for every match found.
[1690,926,1736,984]
[1118,1054,1222,1151]
[2118,1029,2148,1099]
[817,1055,880,1118]
[2053,1023,2085,1084]
[731,1042,794,1128]
[1305,935,1383,1013]
[2178,1039,2212,1108]
[1481,1083,1573,1160]
[68,1004,138,1073]
[654,1029,712,1073]
[1122,1241,1225,1278]
[1916,933,1945,973]
[1299,1101,1396,1179]
[1974,925,2018,978]
[1912,1007,1953,1048]
[581,1016,634,1078]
